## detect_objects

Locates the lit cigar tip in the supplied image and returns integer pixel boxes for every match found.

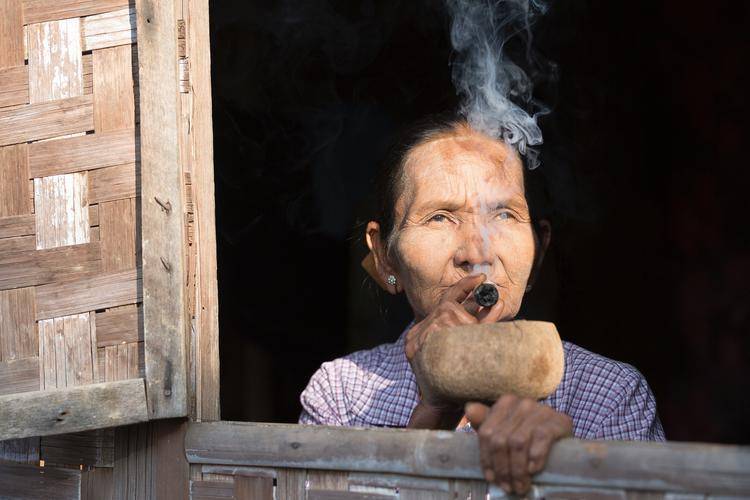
[474,282,499,307]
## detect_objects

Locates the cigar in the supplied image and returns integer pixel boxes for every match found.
[473,281,499,308]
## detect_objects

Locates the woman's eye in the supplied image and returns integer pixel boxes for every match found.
[429,214,448,223]
[497,211,515,221]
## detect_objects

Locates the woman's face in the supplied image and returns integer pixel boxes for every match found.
[385,127,541,321]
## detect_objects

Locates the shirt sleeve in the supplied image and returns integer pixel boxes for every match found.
[592,368,666,441]
[298,361,345,426]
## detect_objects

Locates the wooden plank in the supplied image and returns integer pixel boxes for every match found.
[23,0,130,25]
[0,461,80,499]
[0,356,40,395]
[0,0,24,69]
[185,423,750,496]
[0,144,31,217]
[103,342,140,381]
[0,234,35,253]
[0,65,29,108]
[38,312,95,389]
[188,0,220,423]
[191,480,234,499]
[452,479,487,500]
[234,475,273,500]
[100,197,137,272]
[308,492,392,500]
[0,286,37,361]
[0,94,94,147]
[34,172,90,249]
[27,18,83,104]
[35,268,141,320]
[41,428,114,468]
[0,213,35,238]
[28,127,137,178]
[0,378,148,440]
[96,305,141,347]
[277,468,307,500]
[82,7,136,51]
[135,0,187,419]
[0,241,100,291]
[88,162,139,203]
[93,44,136,132]
[0,437,40,463]
[309,470,350,491]
[152,419,190,500]
[81,467,114,500]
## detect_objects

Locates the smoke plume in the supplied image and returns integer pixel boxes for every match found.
[447,0,549,168]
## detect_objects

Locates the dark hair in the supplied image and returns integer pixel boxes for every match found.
[374,113,549,247]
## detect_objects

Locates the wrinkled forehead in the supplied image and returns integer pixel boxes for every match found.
[401,128,526,203]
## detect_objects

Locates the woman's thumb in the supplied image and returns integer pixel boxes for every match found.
[465,402,490,428]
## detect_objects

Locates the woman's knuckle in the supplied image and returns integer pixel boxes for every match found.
[508,434,526,450]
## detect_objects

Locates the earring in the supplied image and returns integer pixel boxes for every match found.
[387,275,397,286]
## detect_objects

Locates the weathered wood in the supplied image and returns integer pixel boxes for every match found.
[35,268,141,320]
[0,65,28,107]
[0,242,101,291]
[135,0,187,419]
[0,437,40,463]
[191,480,234,499]
[41,428,115,468]
[93,44,136,132]
[188,0,220,423]
[27,18,83,104]
[0,286,37,361]
[0,213,35,239]
[103,342,140,381]
[37,312,96,389]
[234,475,274,500]
[23,0,130,25]
[88,162,139,203]
[308,491,393,500]
[0,357,40,395]
[0,0,24,70]
[81,466,114,500]
[0,144,31,217]
[34,172,90,249]
[100,197,137,272]
[28,127,137,178]
[82,7,136,51]
[0,378,148,440]
[0,94,94,148]
[96,305,141,347]
[0,461,80,499]
[277,468,307,500]
[185,422,750,496]
[309,469,350,491]
[0,234,35,253]
[152,419,190,500]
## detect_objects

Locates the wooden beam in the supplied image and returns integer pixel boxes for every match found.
[82,7,136,51]
[0,213,34,239]
[135,0,187,419]
[0,461,80,499]
[0,378,148,440]
[0,65,28,108]
[185,422,750,496]
[188,0,221,422]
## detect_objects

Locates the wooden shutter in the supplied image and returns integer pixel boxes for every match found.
[0,0,218,441]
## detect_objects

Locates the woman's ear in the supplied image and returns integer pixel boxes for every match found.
[527,219,551,291]
[363,221,400,294]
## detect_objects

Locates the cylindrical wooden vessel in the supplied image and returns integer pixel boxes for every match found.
[413,320,564,403]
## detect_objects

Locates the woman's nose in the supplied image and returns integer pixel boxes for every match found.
[453,222,493,272]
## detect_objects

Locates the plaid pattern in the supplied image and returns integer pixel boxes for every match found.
[299,326,665,441]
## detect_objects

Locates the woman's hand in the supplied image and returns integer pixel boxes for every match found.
[405,274,505,425]
[466,395,573,495]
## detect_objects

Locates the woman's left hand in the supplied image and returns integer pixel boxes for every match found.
[465,394,573,496]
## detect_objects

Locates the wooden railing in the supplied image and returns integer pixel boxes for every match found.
[185,421,750,499]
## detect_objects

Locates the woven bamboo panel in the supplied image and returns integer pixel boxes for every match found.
[0,0,143,445]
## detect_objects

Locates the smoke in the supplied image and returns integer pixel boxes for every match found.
[447,0,549,168]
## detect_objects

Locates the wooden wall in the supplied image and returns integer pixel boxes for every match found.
[0,0,219,497]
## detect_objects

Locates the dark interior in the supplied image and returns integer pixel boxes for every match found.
[209,0,750,444]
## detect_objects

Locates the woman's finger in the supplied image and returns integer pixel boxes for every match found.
[508,411,547,494]
[478,296,505,324]
[442,274,486,304]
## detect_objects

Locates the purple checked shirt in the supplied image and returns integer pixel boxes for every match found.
[299,325,665,440]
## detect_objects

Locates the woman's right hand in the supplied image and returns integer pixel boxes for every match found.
[405,273,505,415]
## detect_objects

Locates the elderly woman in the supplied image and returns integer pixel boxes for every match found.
[299,116,665,495]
